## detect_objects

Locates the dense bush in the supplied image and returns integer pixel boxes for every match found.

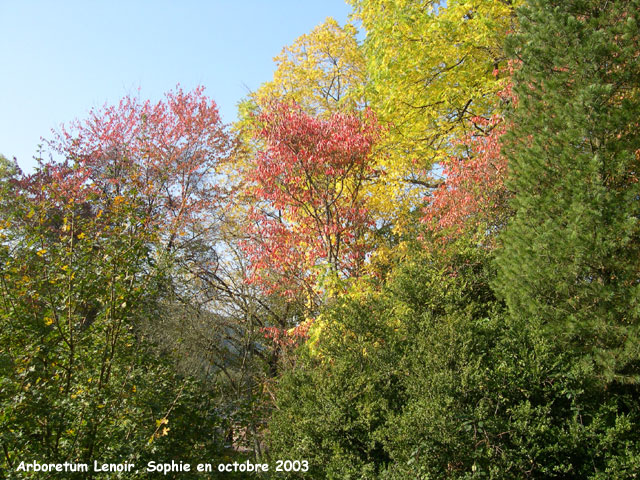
[268,241,640,478]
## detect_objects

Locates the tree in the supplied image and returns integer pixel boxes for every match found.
[348,0,519,215]
[0,88,244,478]
[232,19,412,248]
[51,86,305,463]
[269,239,640,478]
[234,18,366,186]
[0,161,233,478]
[422,108,511,245]
[263,2,640,477]
[52,85,232,255]
[242,102,381,308]
[496,0,640,381]
[238,17,365,123]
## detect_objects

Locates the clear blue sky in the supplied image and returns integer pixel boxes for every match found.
[0,0,353,172]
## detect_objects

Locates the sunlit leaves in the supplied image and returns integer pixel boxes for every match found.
[51,85,232,252]
[241,18,365,120]
[349,0,519,218]
[242,102,380,305]
[423,111,510,244]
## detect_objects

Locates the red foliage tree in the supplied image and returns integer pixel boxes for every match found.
[50,86,232,250]
[422,83,514,243]
[242,102,380,302]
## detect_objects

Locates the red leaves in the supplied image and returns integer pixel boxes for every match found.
[20,160,96,208]
[422,79,515,244]
[242,102,380,300]
[423,114,509,240]
[48,86,231,245]
[262,319,314,350]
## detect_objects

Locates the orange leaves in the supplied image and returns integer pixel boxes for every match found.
[262,319,314,350]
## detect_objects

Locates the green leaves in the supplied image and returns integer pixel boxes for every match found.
[497,0,640,381]
[0,93,235,477]
[269,227,640,478]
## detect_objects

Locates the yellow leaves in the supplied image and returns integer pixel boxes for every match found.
[149,418,170,443]
[246,18,365,119]
[0,219,10,239]
[232,19,369,239]
[350,0,519,224]
[70,387,84,400]
[305,315,326,356]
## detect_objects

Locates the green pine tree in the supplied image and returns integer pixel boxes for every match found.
[496,0,640,382]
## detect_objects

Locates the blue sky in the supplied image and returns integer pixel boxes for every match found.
[0,0,353,172]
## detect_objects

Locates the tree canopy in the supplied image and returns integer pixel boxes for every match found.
[2,1,640,478]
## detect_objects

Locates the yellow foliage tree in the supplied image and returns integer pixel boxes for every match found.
[349,0,519,223]
[242,17,365,118]
[235,2,520,270]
